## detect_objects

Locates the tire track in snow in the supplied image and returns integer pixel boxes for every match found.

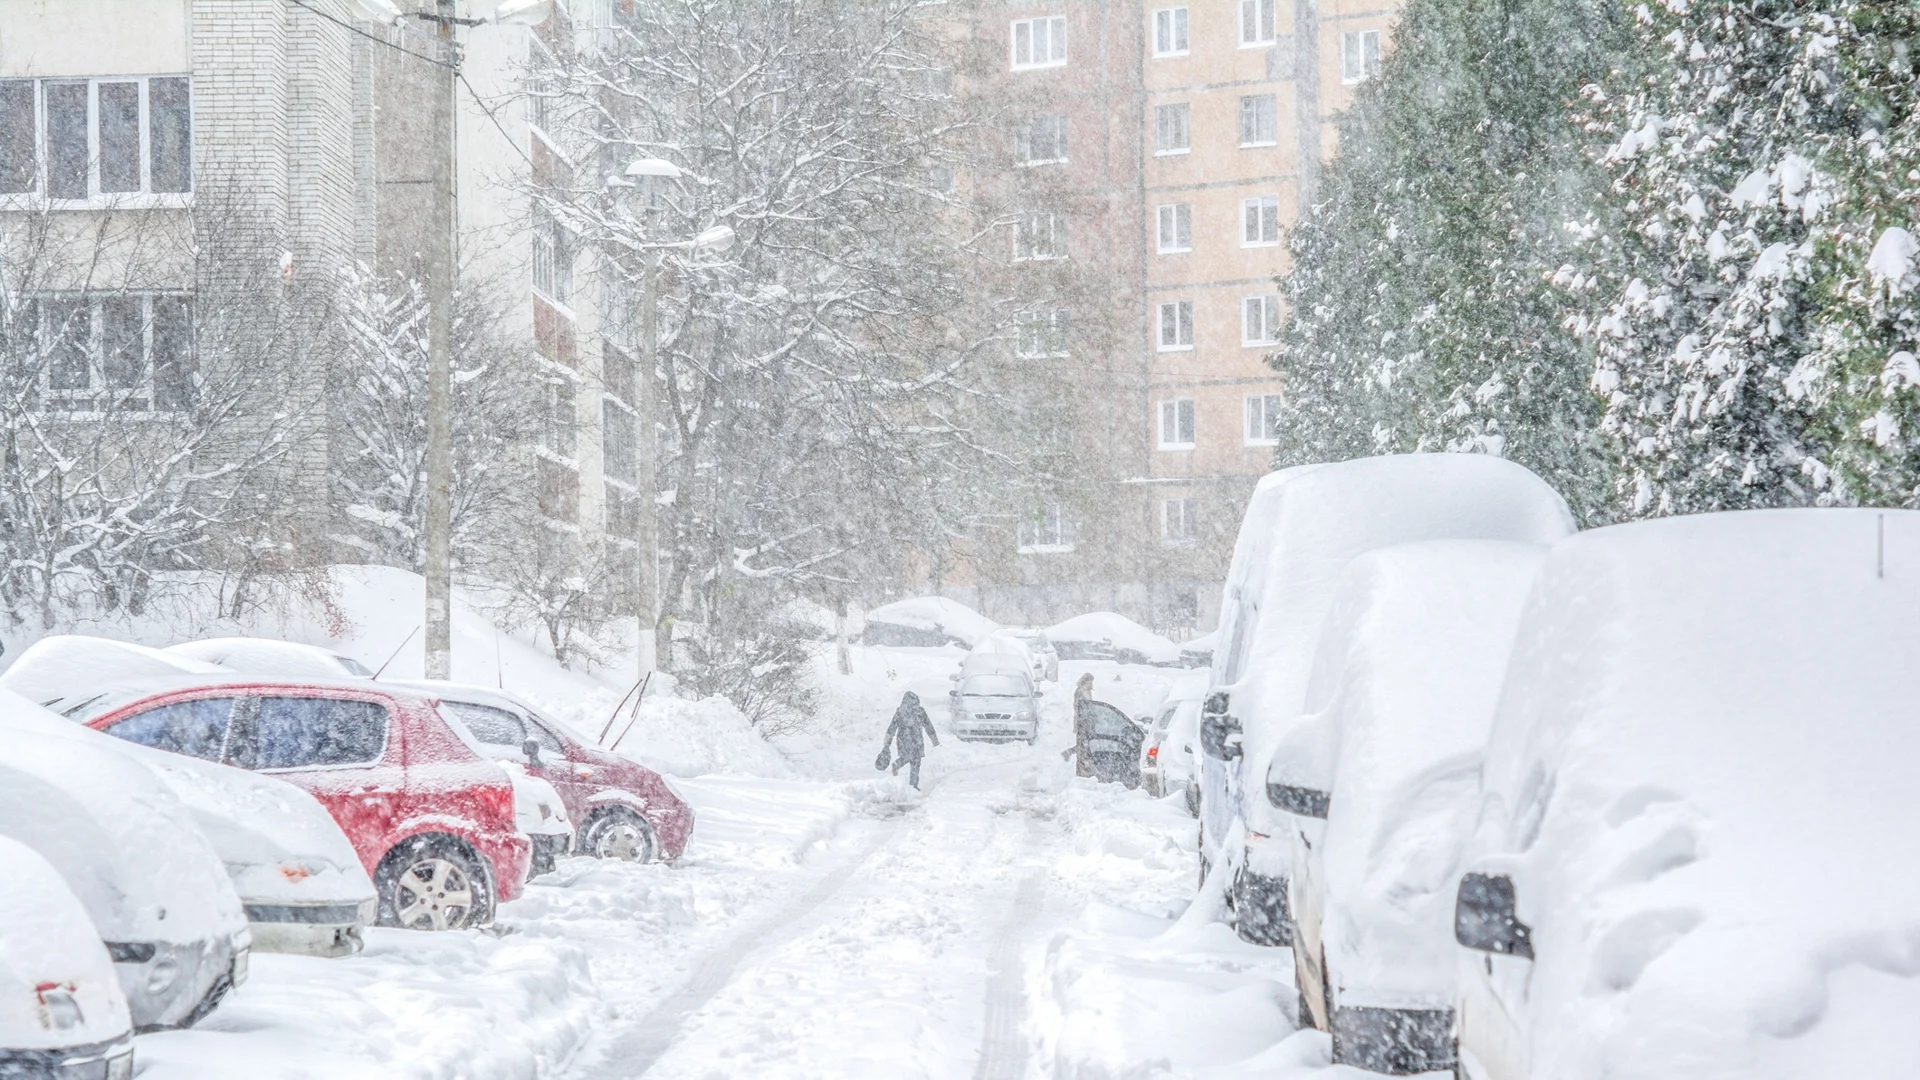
[569,814,906,1078]
[973,806,1051,1080]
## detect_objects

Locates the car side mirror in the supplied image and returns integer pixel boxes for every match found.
[1455,872,1534,959]
[1267,781,1329,818]
[522,738,543,766]
[1198,711,1241,761]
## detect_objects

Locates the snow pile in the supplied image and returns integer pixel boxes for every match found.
[0,835,130,1051]
[1046,612,1181,665]
[1470,509,1920,1079]
[595,693,796,781]
[859,596,998,648]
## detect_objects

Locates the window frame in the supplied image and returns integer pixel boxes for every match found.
[1013,113,1069,166]
[1242,293,1281,346]
[1017,503,1074,554]
[1239,0,1276,47]
[1011,16,1069,70]
[22,292,194,415]
[1014,211,1068,261]
[0,75,194,208]
[1242,194,1280,247]
[1153,102,1191,156]
[1152,7,1190,57]
[531,202,576,308]
[1342,28,1383,84]
[1245,393,1283,445]
[1015,307,1071,358]
[1162,497,1198,543]
[1158,397,1197,449]
[1156,202,1192,254]
[1238,94,1278,147]
[1156,299,1194,351]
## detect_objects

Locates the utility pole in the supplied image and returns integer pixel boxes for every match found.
[423,0,458,680]
[637,246,665,674]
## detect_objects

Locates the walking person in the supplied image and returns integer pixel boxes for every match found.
[878,690,940,789]
[1071,673,1096,778]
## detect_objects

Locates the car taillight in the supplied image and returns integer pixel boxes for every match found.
[1146,746,1159,759]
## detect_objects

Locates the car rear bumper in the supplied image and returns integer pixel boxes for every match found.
[244,898,376,958]
[0,1034,134,1080]
[1331,1005,1455,1074]
[110,933,247,1031]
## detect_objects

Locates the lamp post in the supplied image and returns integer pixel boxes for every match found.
[618,157,733,677]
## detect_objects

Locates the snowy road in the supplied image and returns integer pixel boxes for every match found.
[130,655,1336,1079]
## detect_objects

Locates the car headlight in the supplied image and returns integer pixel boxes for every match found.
[145,957,180,996]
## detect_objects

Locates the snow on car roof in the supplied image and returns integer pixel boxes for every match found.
[166,637,373,680]
[863,596,1000,645]
[1476,508,1920,1078]
[1213,454,1574,832]
[1044,612,1179,663]
[1289,540,1546,997]
[0,634,227,707]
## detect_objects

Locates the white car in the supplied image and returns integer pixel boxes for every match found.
[996,628,1060,682]
[948,660,1040,744]
[165,637,373,679]
[1142,672,1208,813]
[1269,540,1545,1073]
[0,835,134,1079]
[0,689,250,1031]
[497,761,575,877]
[971,631,1056,685]
[1454,510,1920,1080]
[1199,455,1573,947]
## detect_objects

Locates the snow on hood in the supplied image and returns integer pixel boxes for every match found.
[1471,509,1920,1079]
[0,635,226,707]
[1277,540,1544,1006]
[0,835,130,1050]
[1213,454,1573,837]
[165,637,372,680]
[863,596,999,646]
[0,689,247,947]
[1044,612,1180,663]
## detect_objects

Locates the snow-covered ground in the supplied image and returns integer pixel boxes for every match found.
[117,641,1363,1079]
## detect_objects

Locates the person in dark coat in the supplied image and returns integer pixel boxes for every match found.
[882,691,940,789]
[1070,673,1097,778]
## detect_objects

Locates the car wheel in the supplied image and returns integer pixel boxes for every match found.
[376,835,493,931]
[584,807,658,862]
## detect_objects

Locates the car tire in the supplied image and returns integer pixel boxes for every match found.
[376,834,494,931]
[583,807,658,862]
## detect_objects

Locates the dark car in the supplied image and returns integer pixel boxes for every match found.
[1081,700,1146,788]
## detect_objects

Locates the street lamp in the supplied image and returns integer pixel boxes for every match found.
[618,157,731,678]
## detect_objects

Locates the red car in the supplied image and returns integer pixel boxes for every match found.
[406,683,694,863]
[63,679,530,932]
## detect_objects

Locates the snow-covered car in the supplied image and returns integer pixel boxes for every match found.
[55,678,530,933]
[1046,612,1180,665]
[1142,673,1207,813]
[0,835,134,1079]
[950,665,1040,744]
[970,631,1055,685]
[165,637,373,679]
[406,683,695,863]
[1199,455,1573,947]
[497,761,575,876]
[0,690,250,1031]
[1270,541,1545,1073]
[994,628,1060,681]
[1454,509,1920,1080]
[0,635,223,704]
[860,596,999,648]
[1177,630,1216,670]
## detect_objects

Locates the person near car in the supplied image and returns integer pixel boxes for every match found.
[881,691,939,789]
[1071,673,1096,777]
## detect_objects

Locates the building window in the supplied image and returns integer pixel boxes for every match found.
[1016,308,1071,357]
[0,76,192,200]
[1158,398,1196,448]
[1014,211,1067,261]
[1242,195,1280,246]
[1011,16,1068,69]
[1153,7,1189,56]
[532,204,575,305]
[1342,29,1383,83]
[605,483,640,539]
[1157,300,1193,351]
[538,457,580,525]
[1153,103,1190,156]
[1245,393,1283,444]
[22,294,193,412]
[1156,203,1191,254]
[540,369,578,459]
[1239,94,1277,146]
[1014,114,1068,165]
[603,397,637,485]
[1239,0,1276,46]
[1162,497,1197,542]
[1018,504,1074,553]
[1243,294,1281,344]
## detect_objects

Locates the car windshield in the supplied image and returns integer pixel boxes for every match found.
[961,675,1028,697]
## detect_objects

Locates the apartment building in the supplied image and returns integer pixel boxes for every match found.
[0,0,628,574]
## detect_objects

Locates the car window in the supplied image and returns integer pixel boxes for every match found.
[105,697,237,761]
[244,696,389,769]
[438,700,525,748]
[521,715,565,755]
[1087,701,1136,738]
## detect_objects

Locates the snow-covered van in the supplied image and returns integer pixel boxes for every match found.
[0,690,250,1031]
[1199,455,1572,946]
[0,835,134,1079]
[1270,541,1545,1073]
[1454,510,1920,1080]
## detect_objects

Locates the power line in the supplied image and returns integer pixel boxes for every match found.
[460,71,535,171]
[285,0,451,68]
